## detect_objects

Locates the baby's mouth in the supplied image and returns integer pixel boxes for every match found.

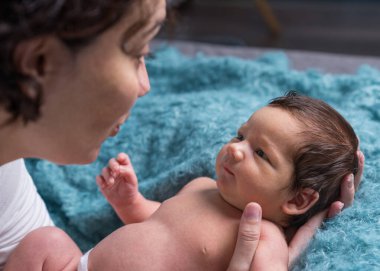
[223,165,234,176]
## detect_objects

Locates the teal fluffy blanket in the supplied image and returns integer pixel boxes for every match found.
[26,47,380,270]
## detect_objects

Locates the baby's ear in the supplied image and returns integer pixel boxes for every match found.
[282,188,319,216]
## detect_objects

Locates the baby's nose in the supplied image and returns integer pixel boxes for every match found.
[228,143,244,162]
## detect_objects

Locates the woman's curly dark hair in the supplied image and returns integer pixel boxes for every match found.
[0,0,148,124]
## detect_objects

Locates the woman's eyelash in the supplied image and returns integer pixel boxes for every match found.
[145,52,156,60]
[134,52,156,62]
[134,53,145,59]
[235,133,244,140]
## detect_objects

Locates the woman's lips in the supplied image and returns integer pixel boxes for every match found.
[109,114,130,137]
[109,125,121,137]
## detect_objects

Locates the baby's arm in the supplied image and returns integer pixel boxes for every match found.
[251,220,288,271]
[96,152,160,224]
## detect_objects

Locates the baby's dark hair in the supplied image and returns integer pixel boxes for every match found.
[0,0,153,124]
[269,91,358,227]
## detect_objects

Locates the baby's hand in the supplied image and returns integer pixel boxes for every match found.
[96,153,139,208]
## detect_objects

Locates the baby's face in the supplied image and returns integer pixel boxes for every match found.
[216,106,303,221]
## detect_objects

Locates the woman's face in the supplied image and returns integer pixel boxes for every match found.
[27,0,166,164]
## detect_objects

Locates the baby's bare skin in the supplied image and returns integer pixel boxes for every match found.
[90,178,244,271]
[91,168,286,271]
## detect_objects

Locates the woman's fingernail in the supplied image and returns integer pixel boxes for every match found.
[244,203,261,222]
[348,174,354,188]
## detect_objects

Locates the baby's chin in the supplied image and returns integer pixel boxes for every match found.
[216,189,245,212]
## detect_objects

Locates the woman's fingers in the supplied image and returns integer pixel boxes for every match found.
[288,210,327,269]
[339,150,364,208]
[227,202,262,271]
[288,150,364,268]
[327,201,345,218]
[354,150,364,190]
[339,174,355,207]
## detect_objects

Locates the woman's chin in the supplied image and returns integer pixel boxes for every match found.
[84,149,101,164]
[54,148,100,165]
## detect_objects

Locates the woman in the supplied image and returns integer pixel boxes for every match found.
[0,0,363,270]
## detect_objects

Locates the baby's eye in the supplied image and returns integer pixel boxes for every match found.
[256,149,268,160]
[235,133,244,141]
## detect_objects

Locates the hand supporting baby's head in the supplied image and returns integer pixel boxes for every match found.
[269,92,359,227]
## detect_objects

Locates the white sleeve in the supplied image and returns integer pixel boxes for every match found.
[0,159,54,269]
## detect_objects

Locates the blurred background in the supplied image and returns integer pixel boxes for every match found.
[159,0,380,56]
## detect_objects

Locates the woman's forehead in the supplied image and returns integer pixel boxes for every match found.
[118,0,166,42]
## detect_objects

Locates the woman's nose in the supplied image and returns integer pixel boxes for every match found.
[137,57,151,97]
[227,143,244,162]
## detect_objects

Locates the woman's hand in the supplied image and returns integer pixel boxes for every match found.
[327,150,364,216]
[227,203,262,271]
[288,150,364,269]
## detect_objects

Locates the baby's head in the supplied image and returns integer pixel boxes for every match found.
[216,92,358,227]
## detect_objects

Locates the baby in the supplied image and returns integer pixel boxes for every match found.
[83,92,358,271]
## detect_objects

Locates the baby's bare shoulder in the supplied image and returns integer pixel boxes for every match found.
[178,177,216,194]
[260,220,287,253]
[261,220,286,239]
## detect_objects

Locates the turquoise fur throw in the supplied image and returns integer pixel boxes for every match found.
[27,47,380,270]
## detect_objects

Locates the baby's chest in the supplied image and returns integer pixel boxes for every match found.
[152,191,242,270]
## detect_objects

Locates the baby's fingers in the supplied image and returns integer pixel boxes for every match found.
[117,152,130,165]
[101,167,115,187]
[108,158,120,177]
[96,175,107,189]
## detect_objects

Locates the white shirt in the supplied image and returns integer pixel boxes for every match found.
[0,159,53,269]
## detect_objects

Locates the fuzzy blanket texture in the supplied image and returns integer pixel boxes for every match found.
[26,46,380,270]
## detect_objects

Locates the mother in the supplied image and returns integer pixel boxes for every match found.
[0,0,362,270]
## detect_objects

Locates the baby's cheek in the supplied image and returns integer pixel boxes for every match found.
[215,149,226,171]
